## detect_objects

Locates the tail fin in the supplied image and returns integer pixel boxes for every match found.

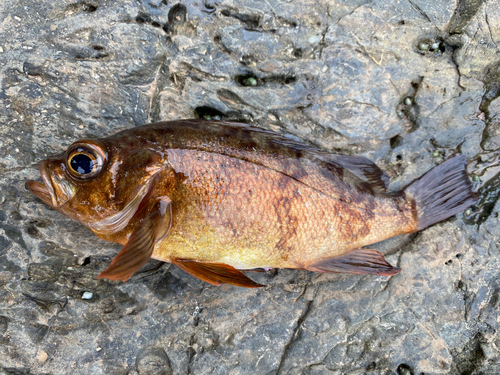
[405,155,477,231]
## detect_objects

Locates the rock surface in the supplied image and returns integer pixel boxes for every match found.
[1,0,500,374]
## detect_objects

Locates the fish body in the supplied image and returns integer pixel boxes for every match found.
[26,120,477,287]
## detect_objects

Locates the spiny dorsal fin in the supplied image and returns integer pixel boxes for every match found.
[325,154,390,194]
[171,259,265,288]
[306,248,400,276]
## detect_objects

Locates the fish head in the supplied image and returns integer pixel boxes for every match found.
[26,137,167,239]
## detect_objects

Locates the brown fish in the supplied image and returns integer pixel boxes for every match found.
[25,120,477,287]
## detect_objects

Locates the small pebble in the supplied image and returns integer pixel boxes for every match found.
[203,115,212,120]
[432,151,440,157]
[419,43,429,51]
[82,292,93,300]
[397,110,404,117]
[404,97,412,106]
[0,46,3,53]
[472,175,480,182]
[242,77,257,86]
[434,157,443,164]
[465,209,471,216]
[430,42,440,51]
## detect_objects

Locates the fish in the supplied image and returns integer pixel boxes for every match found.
[25,119,477,288]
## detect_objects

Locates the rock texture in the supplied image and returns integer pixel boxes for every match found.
[1,0,500,374]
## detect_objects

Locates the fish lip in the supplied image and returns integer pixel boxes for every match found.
[25,160,57,207]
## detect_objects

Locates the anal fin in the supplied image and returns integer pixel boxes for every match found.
[306,248,400,276]
[171,259,265,288]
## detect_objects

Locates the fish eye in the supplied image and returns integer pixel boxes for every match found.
[66,142,106,180]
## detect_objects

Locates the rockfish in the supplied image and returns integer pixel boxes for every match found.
[25,120,477,287]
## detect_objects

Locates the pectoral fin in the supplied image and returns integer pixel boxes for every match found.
[307,248,400,276]
[171,259,265,288]
[98,197,172,282]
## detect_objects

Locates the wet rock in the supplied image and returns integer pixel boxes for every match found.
[1,0,500,374]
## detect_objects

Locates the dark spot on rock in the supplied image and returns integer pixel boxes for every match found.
[136,346,172,375]
[82,3,97,12]
[390,134,403,149]
[451,333,486,374]
[490,288,500,307]
[10,211,22,220]
[0,224,27,249]
[445,259,452,265]
[449,0,485,34]
[397,363,414,375]
[221,10,260,29]
[151,21,161,28]
[463,171,500,227]
[398,20,405,25]
[261,75,296,85]
[28,218,51,228]
[0,235,12,254]
[235,74,259,87]
[0,256,21,272]
[240,54,257,66]
[293,48,303,58]
[168,4,187,26]
[194,106,225,121]
[366,361,376,371]
[396,154,402,161]
[202,2,216,13]
[23,62,44,77]
[82,256,91,266]
[162,24,173,34]
[25,224,41,238]
[0,315,9,333]
[27,323,49,343]
[136,13,152,24]
[91,45,105,51]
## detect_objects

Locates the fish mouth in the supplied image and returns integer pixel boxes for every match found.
[25,160,57,208]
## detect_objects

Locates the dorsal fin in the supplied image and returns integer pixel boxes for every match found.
[118,120,391,198]
[324,154,390,194]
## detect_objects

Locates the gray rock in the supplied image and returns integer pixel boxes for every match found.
[1,0,500,374]
[136,346,172,375]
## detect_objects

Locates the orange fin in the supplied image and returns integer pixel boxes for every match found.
[171,259,265,288]
[98,197,172,282]
[307,248,400,276]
